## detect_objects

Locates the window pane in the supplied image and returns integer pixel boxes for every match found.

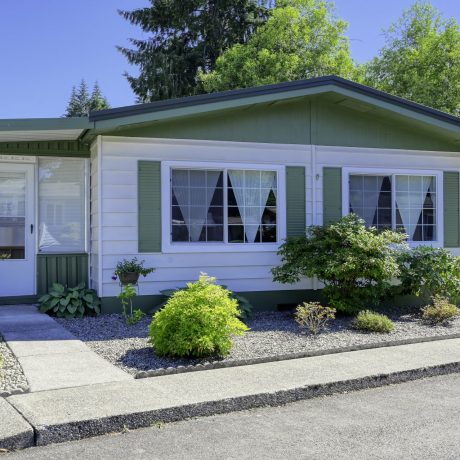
[38,159,85,252]
[0,172,26,259]
[396,175,436,241]
[171,169,223,242]
[228,170,277,244]
[349,175,391,229]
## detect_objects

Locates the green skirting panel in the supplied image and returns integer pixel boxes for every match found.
[36,253,89,295]
[100,289,324,314]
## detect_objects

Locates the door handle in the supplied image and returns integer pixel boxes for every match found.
[30,224,34,234]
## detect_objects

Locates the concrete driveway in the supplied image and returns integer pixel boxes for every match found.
[6,373,460,459]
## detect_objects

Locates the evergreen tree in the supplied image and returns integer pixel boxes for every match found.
[118,1,274,102]
[64,86,81,117]
[64,79,110,117]
[90,82,111,112]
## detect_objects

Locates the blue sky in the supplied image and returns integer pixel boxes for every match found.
[0,0,459,118]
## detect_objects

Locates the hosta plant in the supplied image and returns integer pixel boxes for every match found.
[38,283,101,318]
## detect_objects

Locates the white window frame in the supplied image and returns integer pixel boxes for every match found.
[161,161,286,253]
[342,167,444,247]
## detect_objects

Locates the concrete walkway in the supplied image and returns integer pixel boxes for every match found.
[6,337,460,447]
[0,305,131,392]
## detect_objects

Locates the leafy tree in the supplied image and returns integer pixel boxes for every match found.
[64,80,110,117]
[200,0,355,92]
[118,1,274,102]
[272,214,407,314]
[362,1,460,115]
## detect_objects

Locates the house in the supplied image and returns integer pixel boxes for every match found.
[1,76,460,312]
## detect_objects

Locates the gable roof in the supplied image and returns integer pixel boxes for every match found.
[89,76,460,138]
[1,76,460,145]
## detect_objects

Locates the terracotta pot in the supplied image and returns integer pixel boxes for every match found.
[119,272,140,285]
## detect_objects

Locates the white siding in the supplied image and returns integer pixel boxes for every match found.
[99,137,312,297]
[96,137,460,298]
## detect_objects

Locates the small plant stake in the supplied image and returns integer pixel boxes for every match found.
[117,283,146,325]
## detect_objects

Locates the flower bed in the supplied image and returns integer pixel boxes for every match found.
[56,309,460,377]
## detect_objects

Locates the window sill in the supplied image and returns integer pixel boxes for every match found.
[161,242,281,253]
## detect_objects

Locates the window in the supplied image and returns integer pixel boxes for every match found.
[348,173,437,242]
[38,158,86,252]
[171,168,277,244]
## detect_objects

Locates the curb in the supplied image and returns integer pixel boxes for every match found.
[135,332,460,379]
[22,361,460,447]
[0,398,34,451]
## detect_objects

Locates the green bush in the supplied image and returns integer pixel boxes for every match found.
[352,310,394,333]
[295,302,336,335]
[272,214,407,314]
[421,296,460,325]
[398,246,460,302]
[149,274,249,357]
[38,283,101,318]
[156,285,253,320]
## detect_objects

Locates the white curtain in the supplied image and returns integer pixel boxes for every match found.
[396,176,432,240]
[228,170,276,243]
[172,170,220,242]
[349,176,384,226]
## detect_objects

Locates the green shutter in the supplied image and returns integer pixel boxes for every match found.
[286,166,306,237]
[443,171,460,248]
[138,161,161,252]
[323,167,342,225]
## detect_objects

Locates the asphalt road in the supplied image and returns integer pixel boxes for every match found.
[6,373,460,460]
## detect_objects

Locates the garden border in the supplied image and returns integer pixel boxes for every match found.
[135,332,460,379]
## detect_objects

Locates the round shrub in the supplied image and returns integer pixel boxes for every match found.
[295,302,336,335]
[421,296,460,325]
[272,214,407,314]
[149,274,249,358]
[352,310,394,333]
[398,246,460,302]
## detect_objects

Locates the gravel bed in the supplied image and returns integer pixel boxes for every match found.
[0,338,29,396]
[56,311,460,376]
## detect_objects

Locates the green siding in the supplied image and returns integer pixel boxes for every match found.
[115,99,311,145]
[138,161,162,252]
[286,166,306,237]
[323,167,342,225]
[37,253,88,295]
[108,95,460,152]
[314,100,459,152]
[443,171,460,248]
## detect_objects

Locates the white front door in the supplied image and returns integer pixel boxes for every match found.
[0,163,35,296]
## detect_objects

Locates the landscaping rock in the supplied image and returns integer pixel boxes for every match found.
[0,339,29,396]
[56,311,460,376]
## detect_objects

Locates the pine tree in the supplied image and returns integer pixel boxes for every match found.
[118,1,274,102]
[64,79,110,117]
[64,86,81,117]
[90,82,111,112]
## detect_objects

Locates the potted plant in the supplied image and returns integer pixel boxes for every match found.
[113,258,155,285]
